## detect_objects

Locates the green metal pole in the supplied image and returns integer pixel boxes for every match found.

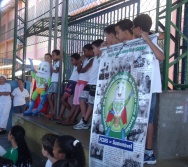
[57,0,68,115]
[22,0,28,80]
[48,0,53,53]
[163,0,172,90]
[54,0,59,49]
[12,0,19,80]
[155,0,160,32]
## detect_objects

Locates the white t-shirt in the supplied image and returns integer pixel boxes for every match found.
[69,66,79,82]
[45,159,52,167]
[151,39,162,93]
[88,56,101,85]
[79,57,94,81]
[0,83,11,103]
[12,87,29,107]
[51,61,59,82]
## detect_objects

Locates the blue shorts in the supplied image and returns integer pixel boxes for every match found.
[47,82,58,94]
[64,80,77,96]
[148,93,156,123]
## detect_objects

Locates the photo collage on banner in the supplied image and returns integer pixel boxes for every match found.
[89,34,159,167]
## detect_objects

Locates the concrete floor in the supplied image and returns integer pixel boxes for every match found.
[1,113,188,167]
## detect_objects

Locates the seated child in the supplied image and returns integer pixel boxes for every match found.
[42,133,59,167]
[1,125,32,166]
[53,135,85,167]
[52,158,79,167]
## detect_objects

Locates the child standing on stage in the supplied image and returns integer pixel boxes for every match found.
[74,39,104,130]
[132,14,164,165]
[115,19,134,42]
[47,49,61,119]
[104,24,119,46]
[56,53,80,122]
[62,44,94,125]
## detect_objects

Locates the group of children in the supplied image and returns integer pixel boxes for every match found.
[0,13,164,165]
[0,125,85,167]
[54,14,164,165]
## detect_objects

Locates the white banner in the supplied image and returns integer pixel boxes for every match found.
[89,34,158,167]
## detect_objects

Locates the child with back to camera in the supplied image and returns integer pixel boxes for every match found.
[52,158,79,167]
[132,14,164,164]
[41,133,59,167]
[52,135,86,167]
[55,53,80,123]
[0,125,32,166]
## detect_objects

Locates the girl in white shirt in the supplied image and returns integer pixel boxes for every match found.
[11,79,30,113]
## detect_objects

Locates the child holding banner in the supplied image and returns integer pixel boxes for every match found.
[103,24,119,47]
[115,19,134,42]
[132,14,165,165]
[74,39,104,130]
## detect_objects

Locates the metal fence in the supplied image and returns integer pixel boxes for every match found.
[0,0,188,89]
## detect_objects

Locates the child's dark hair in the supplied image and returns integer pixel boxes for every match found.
[17,78,24,83]
[10,125,32,167]
[83,44,93,51]
[104,24,116,35]
[55,135,85,167]
[133,14,152,32]
[42,133,58,157]
[92,39,104,47]
[52,49,60,56]
[115,19,133,35]
[52,158,79,167]
[71,53,80,60]
[45,53,52,58]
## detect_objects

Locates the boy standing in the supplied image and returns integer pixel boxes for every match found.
[12,79,30,113]
[115,19,133,42]
[74,39,104,130]
[47,49,60,118]
[132,14,165,164]
[103,24,119,47]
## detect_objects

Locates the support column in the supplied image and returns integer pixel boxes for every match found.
[48,0,53,53]
[162,0,172,90]
[54,0,59,49]
[57,0,68,115]
[12,0,19,80]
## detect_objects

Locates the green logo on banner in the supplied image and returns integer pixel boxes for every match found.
[101,72,138,140]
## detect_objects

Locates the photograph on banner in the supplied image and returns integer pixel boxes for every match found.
[89,34,158,167]
[137,72,151,95]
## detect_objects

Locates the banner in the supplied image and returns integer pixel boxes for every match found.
[89,34,158,167]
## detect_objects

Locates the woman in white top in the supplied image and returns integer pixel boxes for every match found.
[11,79,30,113]
[0,75,11,135]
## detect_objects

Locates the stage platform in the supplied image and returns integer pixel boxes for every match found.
[12,113,188,167]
